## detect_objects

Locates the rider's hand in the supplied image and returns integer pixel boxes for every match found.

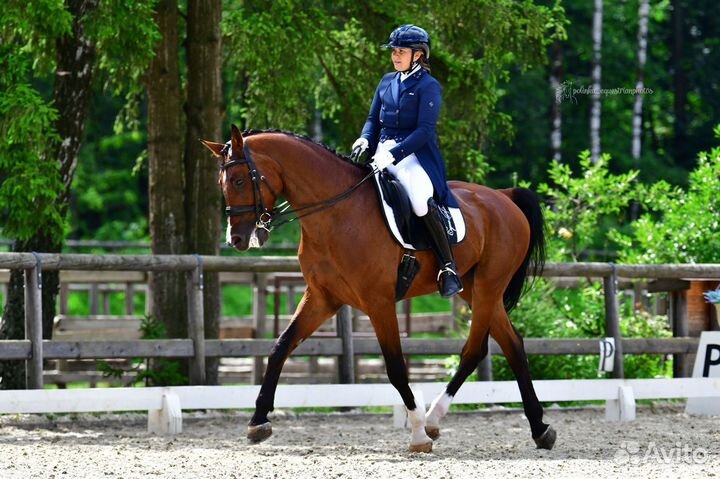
[350,137,368,163]
[370,149,395,172]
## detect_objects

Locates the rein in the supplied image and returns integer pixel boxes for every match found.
[221,142,375,231]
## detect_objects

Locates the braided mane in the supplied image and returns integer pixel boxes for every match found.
[242,128,362,168]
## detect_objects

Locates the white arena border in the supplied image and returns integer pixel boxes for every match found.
[1,378,718,434]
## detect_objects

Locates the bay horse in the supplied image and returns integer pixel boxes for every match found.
[201,125,556,453]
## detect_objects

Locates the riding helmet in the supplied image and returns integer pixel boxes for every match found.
[381,24,431,59]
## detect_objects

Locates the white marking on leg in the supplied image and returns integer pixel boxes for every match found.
[426,391,453,429]
[407,390,432,446]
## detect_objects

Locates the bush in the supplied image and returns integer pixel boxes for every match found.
[489,279,671,381]
[97,314,187,386]
[610,140,720,264]
[448,148,687,382]
[537,151,638,262]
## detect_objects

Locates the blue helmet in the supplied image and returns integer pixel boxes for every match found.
[381,25,431,58]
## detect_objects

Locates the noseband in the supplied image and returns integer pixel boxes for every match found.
[220,141,376,231]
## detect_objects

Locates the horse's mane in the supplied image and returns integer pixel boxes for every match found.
[242,128,363,169]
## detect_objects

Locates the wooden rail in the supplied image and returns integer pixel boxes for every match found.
[1,252,719,389]
[0,337,701,360]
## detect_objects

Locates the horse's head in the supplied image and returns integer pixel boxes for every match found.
[200,125,279,251]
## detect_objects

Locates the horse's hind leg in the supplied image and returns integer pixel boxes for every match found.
[490,308,556,450]
[247,287,341,443]
[368,302,433,453]
[425,285,492,440]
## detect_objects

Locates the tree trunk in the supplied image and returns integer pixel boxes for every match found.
[0,235,61,389]
[671,0,689,168]
[147,0,188,340]
[590,0,603,163]
[184,0,223,385]
[632,0,650,165]
[0,268,27,389]
[549,39,563,163]
[631,0,650,220]
[0,0,98,389]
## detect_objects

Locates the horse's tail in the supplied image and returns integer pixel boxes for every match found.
[503,187,546,313]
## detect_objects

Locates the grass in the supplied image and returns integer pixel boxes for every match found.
[65,291,146,316]
[63,284,454,318]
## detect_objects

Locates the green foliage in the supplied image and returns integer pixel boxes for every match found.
[1,0,159,243]
[87,0,160,98]
[0,1,70,241]
[70,112,149,240]
[0,0,72,75]
[538,151,638,261]
[611,143,720,264]
[222,0,564,183]
[445,277,670,381]
[81,0,160,135]
[0,83,66,241]
[489,278,671,381]
[487,0,720,189]
[97,314,187,387]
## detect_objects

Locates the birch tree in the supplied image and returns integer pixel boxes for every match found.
[550,39,563,163]
[590,0,603,163]
[632,0,650,165]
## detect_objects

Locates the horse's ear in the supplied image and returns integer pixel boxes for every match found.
[231,124,243,152]
[199,139,226,158]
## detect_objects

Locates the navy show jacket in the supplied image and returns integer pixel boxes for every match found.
[360,68,459,208]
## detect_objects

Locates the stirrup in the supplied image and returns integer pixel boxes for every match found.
[436,266,458,282]
[437,267,463,296]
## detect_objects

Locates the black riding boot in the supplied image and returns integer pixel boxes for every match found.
[422,199,463,297]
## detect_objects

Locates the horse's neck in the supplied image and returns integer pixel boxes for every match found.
[255,136,364,207]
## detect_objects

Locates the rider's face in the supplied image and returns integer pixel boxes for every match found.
[392,48,420,71]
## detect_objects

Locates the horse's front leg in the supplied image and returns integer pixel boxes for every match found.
[369,303,433,453]
[247,288,340,443]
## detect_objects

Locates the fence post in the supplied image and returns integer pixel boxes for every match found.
[252,273,268,384]
[187,256,206,385]
[603,264,624,378]
[90,283,100,315]
[336,305,355,384]
[125,283,135,315]
[670,291,689,377]
[59,282,69,315]
[25,253,43,389]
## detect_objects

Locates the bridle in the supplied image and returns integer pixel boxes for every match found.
[220,141,376,231]
[220,142,278,232]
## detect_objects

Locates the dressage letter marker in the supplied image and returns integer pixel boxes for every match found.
[702,344,720,377]
[599,338,615,373]
[685,331,720,415]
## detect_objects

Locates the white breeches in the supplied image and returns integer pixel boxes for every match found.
[377,140,434,217]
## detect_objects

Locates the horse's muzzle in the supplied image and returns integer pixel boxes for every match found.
[229,234,249,251]
[230,228,269,251]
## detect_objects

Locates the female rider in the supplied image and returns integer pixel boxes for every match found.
[351,24,462,297]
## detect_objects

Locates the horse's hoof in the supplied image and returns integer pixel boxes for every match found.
[533,425,556,450]
[247,422,272,444]
[409,441,433,453]
[425,426,440,440]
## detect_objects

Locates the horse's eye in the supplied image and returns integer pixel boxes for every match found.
[233,177,245,188]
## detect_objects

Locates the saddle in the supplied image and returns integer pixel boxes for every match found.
[372,170,466,300]
[373,171,465,251]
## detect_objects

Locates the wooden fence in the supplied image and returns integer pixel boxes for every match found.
[1,253,719,389]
